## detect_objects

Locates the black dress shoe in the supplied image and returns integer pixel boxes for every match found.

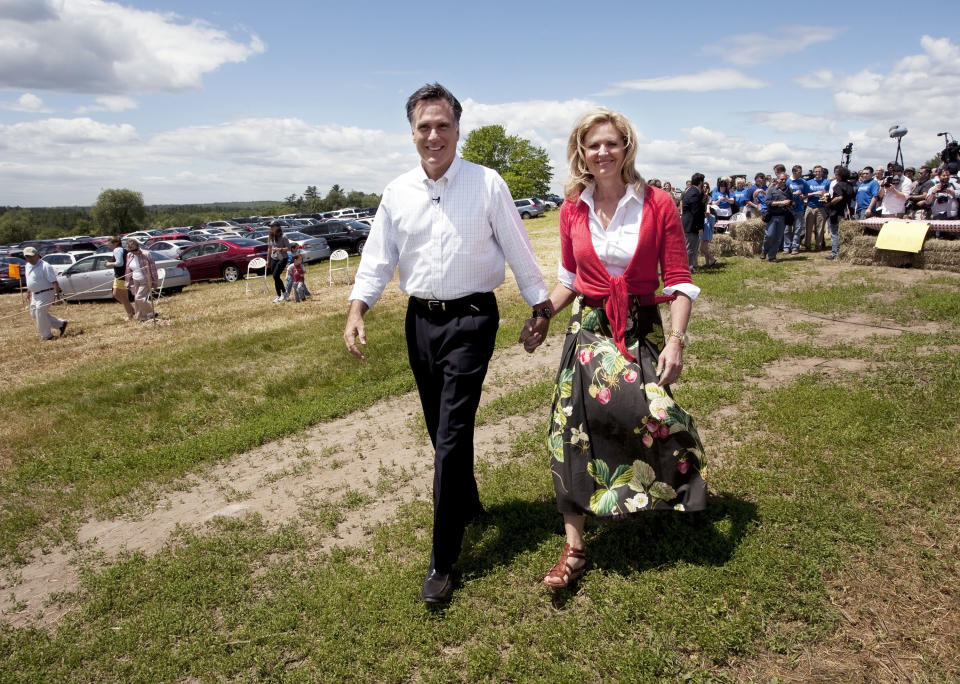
[421,568,453,604]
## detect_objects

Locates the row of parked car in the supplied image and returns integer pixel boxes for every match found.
[514,194,563,219]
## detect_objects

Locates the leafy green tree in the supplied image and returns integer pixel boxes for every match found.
[0,209,33,244]
[461,125,552,197]
[304,185,322,212]
[325,184,346,209]
[91,189,146,235]
[924,153,942,169]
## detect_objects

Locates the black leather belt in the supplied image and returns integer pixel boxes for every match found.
[411,292,495,316]
[32,287,54,294]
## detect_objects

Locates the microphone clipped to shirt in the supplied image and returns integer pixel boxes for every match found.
[431,194,440,205]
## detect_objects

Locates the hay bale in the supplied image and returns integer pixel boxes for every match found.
[916,240,960,272]
[838,220,864,243]
[712,233,735,256]
[732,239,762,257]
[728,219,765,243]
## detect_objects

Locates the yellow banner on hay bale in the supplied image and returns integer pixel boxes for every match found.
[875,221,928,253]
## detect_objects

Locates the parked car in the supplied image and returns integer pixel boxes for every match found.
[146,240,194,261]
[0,256,26,292]
[57,252,190,301]
[41,252,94,274]
[277,232,331,263]
[204,220,243,231]
[514,198,545,219]
[178,238,268,282]
[297,220,369,254]
[186,228,224,242]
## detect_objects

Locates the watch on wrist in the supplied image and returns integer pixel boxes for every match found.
[532,306,553,320]
[668,330,688,348]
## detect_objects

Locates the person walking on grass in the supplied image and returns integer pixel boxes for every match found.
[266,223,290,303]
[23,246,67,341]
[344,82,550,605]
[106,236,135,320]
[125,239,159,322]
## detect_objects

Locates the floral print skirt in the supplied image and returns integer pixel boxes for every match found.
[549,295,707,518]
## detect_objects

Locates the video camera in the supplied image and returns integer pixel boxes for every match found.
[938,132,960,173]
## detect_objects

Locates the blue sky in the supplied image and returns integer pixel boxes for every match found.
[1,0,958,206]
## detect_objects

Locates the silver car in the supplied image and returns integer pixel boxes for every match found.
[57,252,190,301]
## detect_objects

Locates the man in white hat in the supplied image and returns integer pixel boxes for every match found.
[23,246,68,340]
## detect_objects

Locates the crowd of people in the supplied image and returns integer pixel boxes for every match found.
[647,160,960,268]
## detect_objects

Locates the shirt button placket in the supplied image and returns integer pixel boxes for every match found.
[429,179,442,298]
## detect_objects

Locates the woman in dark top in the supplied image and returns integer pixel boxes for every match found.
[266,223,290,301]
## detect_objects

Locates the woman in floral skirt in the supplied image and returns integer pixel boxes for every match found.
[520,108,707,588]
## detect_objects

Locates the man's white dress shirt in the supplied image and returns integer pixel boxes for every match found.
[350,156,548,307]
[557,184,700,301]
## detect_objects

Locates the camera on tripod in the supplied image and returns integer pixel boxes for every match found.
[938,132,960,173]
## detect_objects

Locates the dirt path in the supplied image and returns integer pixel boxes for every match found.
[0,296,936,629]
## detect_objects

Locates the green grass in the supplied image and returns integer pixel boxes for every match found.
[0,294,538,563]
[2,254,958,681]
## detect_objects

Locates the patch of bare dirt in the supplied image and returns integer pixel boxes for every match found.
[738,305,944,345]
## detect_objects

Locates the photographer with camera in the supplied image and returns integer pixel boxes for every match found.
[906,167,935,218]
[925,168,959,220]
[877,163,913,218]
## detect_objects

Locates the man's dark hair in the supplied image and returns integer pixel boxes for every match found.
[863,166,874,173]
[690,172,705,186]
[754,172,765,181]
[836,166,851,181]
[405,83,462,126]
[774,163,786,174]
[792,164,802,173]
[889,163,903,173]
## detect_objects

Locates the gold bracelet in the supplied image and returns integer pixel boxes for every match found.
[668,330,688,348]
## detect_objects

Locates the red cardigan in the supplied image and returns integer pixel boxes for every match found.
[559,184,691,360]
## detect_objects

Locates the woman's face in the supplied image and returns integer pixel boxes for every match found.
[583,122,625,182]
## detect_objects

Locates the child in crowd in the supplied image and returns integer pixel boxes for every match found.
[281,245,311,301]
[289,253,307,302]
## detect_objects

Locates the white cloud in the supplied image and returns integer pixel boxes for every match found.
[614,69,767,92]
[752,112,837,134]
[0,0,265,94]
[705,26,843,66]
[2,92,51,112]
[76,96,138,113]
[796,69,835,89]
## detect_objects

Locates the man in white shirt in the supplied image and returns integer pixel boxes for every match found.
[925,168,960,219]
[23,246,68,340]
[343,83,550,604]
[877,163,914,218]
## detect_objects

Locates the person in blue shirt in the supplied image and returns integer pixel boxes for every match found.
[784,165,809,254]
[734,177,748,211]
[804,165,830,251]
[743,172,768,219]
[711,177,735,215]
[855,167,880,218]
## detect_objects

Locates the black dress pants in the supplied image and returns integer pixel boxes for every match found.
[405,293,499,573]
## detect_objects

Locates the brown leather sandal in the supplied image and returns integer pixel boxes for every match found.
[542,542,586,588]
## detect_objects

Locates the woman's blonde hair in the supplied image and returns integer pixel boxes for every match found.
[565,108,645,198]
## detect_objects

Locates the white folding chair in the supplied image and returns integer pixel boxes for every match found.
[245,257,268,294]
[329,249,350,285]
[151,268,166,302]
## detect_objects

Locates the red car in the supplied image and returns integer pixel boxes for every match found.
[178,238,267,282]
[145,233,190,245]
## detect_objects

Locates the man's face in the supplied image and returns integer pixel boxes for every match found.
[792,167,802,179]
[755,175,766,187]
[814,167,824,180]
[412,98,459,180]
[904,169,915,180]
[860,169,873,181]
[24,253,38,264]
[919,167,931,182]
[776,174,788,188]
[939,170,951,185]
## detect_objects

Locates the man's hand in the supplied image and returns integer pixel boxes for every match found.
[656,338,684,387]
[518,316,549,353]
[343,300,369,360]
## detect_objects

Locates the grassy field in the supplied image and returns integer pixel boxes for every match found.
[1,213,958,681]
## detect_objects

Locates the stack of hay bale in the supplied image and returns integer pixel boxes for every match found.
[837,220,960,272]
[718,219,764,257]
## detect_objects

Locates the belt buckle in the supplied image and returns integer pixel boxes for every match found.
[426,299,445,312]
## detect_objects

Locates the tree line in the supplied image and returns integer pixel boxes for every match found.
[0,184,384,244]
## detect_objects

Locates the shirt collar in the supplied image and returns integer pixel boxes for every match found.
[418,154,462,187]
[579,182,643,211]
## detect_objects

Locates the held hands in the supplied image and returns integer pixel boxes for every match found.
[518,316,549,353]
